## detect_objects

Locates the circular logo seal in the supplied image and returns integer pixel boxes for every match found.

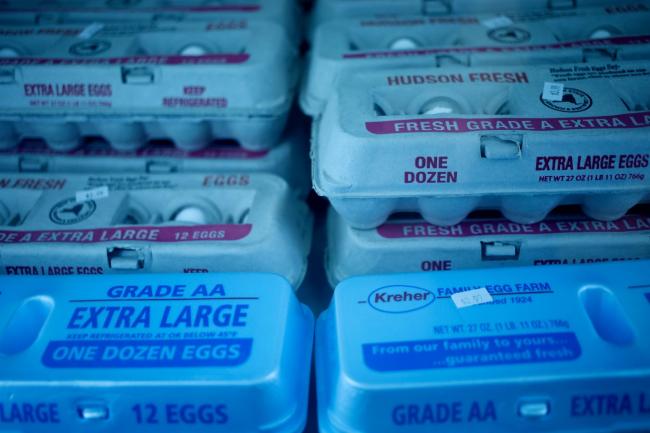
[69,40,111,56]
[368,285,435,314]
[540,87,593,113]
[487,27,532,44]
[49,198,97,225]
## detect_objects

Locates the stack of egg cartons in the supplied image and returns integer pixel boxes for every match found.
[303,0,650,284]
[305,1,650,432]
[0,0,313,282]
[0,3,316,432]
[0,0,309,193]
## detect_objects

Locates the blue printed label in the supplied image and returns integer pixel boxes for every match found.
[571,392,650,417]
[0,402,61,424]
[42,339,252,368]
[363,332,580,372]
[368,285,435,314]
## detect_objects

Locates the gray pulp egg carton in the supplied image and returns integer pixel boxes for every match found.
[0,117,310,197]
[0,173,312,287]
[310,0,650,29]
[302,6,650,115]
[313,61,650,228]
[0,0,302,42]
[0,21,298,152]
[326,207,650,287]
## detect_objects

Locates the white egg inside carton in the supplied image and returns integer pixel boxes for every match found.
[313,61,650,229]
[310,0,649,29]
[0,173,312,286]
[326,206,650,287]
[0,21,298,152]
[302,8,650,115]
[0,0,302,42]
[0,115,311,197]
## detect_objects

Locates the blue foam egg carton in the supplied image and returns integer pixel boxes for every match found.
[317,261,650,432]
[0,272,313,433]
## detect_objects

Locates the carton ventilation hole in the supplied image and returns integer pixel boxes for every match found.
[0,202,8,225]
[0,297,53,356]
[237,209,250,224]
[118,202,150,225]
[6,213,23,227]
[121,213,140,225]
[495,102,511,115]
[373,103,387,116]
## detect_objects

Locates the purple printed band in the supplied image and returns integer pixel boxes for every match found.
[366,112,650,134]
[358,17,481,26]
[0,224,252,244]
[377,216,650,239]
[343,35,650,59]
[0,53,250,66]
[0,140,268,159]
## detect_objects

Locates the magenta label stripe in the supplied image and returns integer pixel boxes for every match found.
[365,111,650,134]
[377,216,650,239]
[0,53,250,66]
[343,35,650,59]
[0,224,252,244]
[0,141,268,159]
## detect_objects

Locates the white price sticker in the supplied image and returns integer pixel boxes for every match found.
[451,288,494,309]
[78,22,105,40]
[481,16,514,29]
[76,186,109,203]
[542,82,565,102]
